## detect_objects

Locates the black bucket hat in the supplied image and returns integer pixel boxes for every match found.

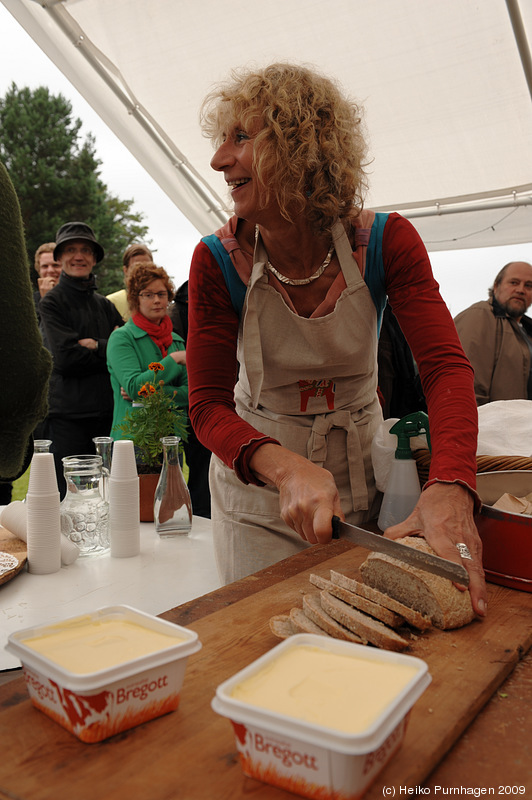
[54,222,105,263]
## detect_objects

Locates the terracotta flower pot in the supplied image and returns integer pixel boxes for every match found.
[139,473,160,522]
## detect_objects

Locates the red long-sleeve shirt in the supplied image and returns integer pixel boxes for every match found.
[187,213,478,498]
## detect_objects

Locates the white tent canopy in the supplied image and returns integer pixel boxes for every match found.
[3,0,532,251]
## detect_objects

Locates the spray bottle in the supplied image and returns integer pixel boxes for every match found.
[377,411,430,531]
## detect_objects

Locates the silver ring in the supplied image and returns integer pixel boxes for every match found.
[456,542,472,560]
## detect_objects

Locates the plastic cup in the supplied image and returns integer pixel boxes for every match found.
[110,440,138,481]
[27,453,59,496]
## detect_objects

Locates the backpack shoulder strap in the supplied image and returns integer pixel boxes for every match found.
[364,211,388,328]
[202,234,247,318]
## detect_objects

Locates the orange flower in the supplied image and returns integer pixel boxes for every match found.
[138,383,156,398]
[149,362,164,373]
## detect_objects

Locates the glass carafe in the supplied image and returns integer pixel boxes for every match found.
[154,436,192,535]
[60,455,110,556]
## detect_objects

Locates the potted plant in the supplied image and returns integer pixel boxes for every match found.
[118,362,188,521]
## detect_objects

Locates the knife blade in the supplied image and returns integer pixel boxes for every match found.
[331,516,469,586]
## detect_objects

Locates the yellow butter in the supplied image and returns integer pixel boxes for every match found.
[23,618,183,674]
[230,645,418,734]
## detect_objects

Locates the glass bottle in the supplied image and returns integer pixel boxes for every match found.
[93,436,114,501]
[34,439,52,453]
[92,436,114,472]
[153,436,192,535]
[60,455,110,556]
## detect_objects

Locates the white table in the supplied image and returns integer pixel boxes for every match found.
[0,516,220,672]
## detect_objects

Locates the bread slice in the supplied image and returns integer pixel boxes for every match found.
[289,606,330,637]
[319,591,409,652]
[330,570,432,631]
[302,593,366,644]
[359,536,475,630]
[269,614,297,639]
[309,573,404,628]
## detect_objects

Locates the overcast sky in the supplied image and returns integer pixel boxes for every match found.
[1,3,531,315]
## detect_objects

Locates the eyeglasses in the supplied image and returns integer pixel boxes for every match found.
[138,291,169,300]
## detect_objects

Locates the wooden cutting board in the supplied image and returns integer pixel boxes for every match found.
[0,542,531,800]
[171,550,532,796]
[0,525,27,586]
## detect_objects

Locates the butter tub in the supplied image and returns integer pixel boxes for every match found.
[6,605,201,743]
[212,634,431,800]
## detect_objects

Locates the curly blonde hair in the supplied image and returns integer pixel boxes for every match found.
[126,262,175,313]
[200,62,368,233]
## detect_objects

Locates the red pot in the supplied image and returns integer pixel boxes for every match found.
[475,470,532,592]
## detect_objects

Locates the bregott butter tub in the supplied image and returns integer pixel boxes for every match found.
[212,634,431,800]
[6,605,201,743]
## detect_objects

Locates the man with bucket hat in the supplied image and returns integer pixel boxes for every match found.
[39,222,123,496]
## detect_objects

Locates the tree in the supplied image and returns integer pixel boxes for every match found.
[0,83,149,294]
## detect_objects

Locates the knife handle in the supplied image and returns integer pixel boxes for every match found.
[331,515,340,539]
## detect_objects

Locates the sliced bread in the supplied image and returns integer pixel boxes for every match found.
[330,569,432,630]
[309,573,405,629]
[319,590,409,652]
[269,614,297,639]
[359,536,475,630]
[302,593,367,644]
[289,606,330,637]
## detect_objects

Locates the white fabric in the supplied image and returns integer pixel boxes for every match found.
[477,399,532,456]
[3,0,532,248]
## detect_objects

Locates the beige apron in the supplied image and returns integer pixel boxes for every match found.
[210,218,383,583]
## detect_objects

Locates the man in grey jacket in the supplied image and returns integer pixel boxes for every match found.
[454,261,532,405]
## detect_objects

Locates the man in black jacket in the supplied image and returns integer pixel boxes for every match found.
[39,222,123,496]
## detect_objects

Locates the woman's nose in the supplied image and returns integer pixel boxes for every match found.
[210,140,234,172]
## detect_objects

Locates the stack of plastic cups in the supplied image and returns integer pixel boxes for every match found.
[0,501,80,565]
[26,452,61,574]
[109,440,140,558]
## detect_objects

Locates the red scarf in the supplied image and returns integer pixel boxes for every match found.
[132,312,173,357]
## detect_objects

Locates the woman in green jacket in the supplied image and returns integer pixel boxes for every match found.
[107,262,188,441]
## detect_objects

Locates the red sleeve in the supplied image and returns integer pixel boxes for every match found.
[382,214,479,500]
[187,241,280,484]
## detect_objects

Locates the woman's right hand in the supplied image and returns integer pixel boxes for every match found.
[250,443,343,544]
[170,349,186,365]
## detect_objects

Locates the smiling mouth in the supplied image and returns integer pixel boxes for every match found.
[228,178,250,189]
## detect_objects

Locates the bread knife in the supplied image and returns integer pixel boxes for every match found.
[331,516,470,586]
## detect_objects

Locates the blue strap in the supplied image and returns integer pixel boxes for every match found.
[365,212,389,331]
[203,214,388,321]
[202,234,247,317]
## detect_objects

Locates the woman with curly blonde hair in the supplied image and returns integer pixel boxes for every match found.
[106,261,187,444]
[187,62,486,617]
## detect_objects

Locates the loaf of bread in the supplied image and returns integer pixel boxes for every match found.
[359,536,475,630]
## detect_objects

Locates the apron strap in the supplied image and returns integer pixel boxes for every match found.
[307,410,369,511]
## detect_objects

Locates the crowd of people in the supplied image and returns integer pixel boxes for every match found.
[8,60,532,617]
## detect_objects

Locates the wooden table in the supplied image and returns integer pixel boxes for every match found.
[0,538,531,799]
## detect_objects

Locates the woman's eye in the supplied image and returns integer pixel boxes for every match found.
[235,131,249,143]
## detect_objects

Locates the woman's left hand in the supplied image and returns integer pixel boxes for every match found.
[384,482,487,618]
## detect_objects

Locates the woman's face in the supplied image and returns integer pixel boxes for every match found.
[211,125,275,224]
[137,279,169,324]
